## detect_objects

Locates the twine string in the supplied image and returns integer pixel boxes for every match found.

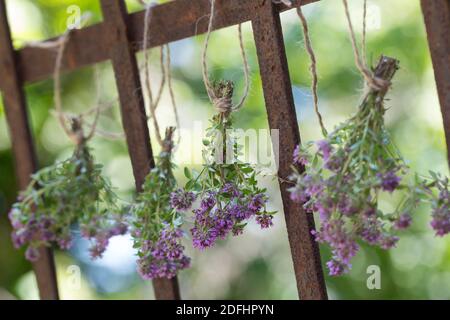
[143,2,165,146]
[233,23,251,111]
[84,66,102,141]
[27,13,111,144]
[362,0,368,66]
[342,0,388,91]
[296,0,328,136]
[202,0,250,114]
[53,32,114,144]
[142,1,182,148]
[53,31,81,144]
[164,44,181,145]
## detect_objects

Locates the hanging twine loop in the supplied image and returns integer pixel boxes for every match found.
[202,0,250,115]
[141,1,181,148]
[27,13,109,146]
[142,1,165,146]
[295,0,328,136]
[342,0,390,92]
[53,29,104,145]
[28,13,126,143]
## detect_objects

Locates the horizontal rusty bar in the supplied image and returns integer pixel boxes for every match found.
[8,0,319,87]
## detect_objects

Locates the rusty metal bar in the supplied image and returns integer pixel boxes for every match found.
[0,0,59,300]
[421,0,450,162]
[251,1,327,300]
[99,0,180,300]
[8,0,319,87]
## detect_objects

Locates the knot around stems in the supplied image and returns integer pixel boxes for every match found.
[211,80,234,115]
[69,116,86,146]
[162,127,176,154]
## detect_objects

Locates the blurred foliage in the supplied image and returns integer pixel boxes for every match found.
[0,0,449,300]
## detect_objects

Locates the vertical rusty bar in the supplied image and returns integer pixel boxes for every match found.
[99,0,180,300]
[0,0,59,300]
[421,0,450,162]
[251,1,327,299]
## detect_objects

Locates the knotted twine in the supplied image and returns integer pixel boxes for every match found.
[342,0,390,92]
[201,0,250,114]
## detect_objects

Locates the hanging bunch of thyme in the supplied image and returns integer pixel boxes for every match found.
[128,2,191,280]
[287,0,450,276]
[9,118,126,261]
[289,57,409,275]
[128,128,191,279]
[290,56,450,276]
[172,0,276,250]
[172,81,276,250]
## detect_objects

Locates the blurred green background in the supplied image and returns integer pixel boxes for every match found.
[1,0,449,299]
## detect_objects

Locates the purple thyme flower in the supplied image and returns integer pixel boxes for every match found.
[191,226,217,250]
[170,189,196,211]
[229,204,253,220]
[394,213,412,230]
[317,140,332,161]
[137,226,190,279]
[324,154,344,172]
[88,233,110,259]
[337,196,358,216]
[232,224,245,236]
[380,235,400,249]
[25,246,40,262]
[430,205,450,237]
[57,234,73,251]
[256,214,273,229]
[289,184,308,203]
[107,221,128,237]
[249,194,266,213]
[11,228,31,249]
[293,145,308,166]
[200,192,216,211]
[191,207,235,249]
[359,220,383,245]
[8,208,24,229]
[313,219,359,265]
[221,183,241,197]
[326,259,348,276]
[378,171,401,193]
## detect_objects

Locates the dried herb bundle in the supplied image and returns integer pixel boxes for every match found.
[9,119,125,261]
[128,128,190,279]
[173,81,276,250]
[289,56,449,275]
